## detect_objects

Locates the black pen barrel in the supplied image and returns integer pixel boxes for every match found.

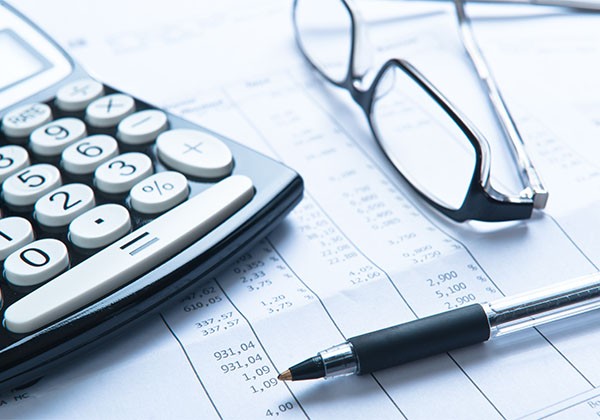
[348,304,491,374]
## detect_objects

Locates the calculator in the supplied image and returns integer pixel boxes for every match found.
[0,2,302,391]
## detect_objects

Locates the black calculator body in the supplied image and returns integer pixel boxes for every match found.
[0,2,302,391]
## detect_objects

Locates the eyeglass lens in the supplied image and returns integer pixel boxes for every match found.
[371,65,477,210]
[295,0,478,210]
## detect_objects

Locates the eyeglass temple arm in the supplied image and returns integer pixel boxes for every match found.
[408,0,600,12]
[453,0,548,209]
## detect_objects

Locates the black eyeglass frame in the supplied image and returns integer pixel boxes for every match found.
[292,0,540,222]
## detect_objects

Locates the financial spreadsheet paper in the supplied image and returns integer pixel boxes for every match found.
[4,0,600,418]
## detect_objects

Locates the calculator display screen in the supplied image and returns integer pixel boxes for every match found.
[0,29,51,91]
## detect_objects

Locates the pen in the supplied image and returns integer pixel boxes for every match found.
[278,272,600,381]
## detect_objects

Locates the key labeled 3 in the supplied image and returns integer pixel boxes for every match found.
[95,153,153,194]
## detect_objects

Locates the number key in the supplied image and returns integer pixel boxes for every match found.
[5,239,69,286]
[0,217,34,261]
[94,153,153,194]
[35,184,95,227]
[30,118,87,156]
[2,164,62,206]
[0,145,30,183]
[61,135,119,175]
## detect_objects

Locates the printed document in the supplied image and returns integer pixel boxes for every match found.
[4,0,600,418]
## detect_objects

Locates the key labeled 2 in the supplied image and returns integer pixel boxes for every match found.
[35,184,95,227]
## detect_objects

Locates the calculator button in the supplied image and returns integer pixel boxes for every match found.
[85,94,135,128]
[61,135,119,175]
[69,204,131,249]
[130,171,188,214]
[94,152,153,194]
[1,103,52,138]
[30,118,87,157]
[35,184,96,228]
[2,164,62,207]
[0,217,34,261]
[0,145,30,183]
[4,175,254,333]
[5,239,69,287]
[156,129,233,178]
[55,79,104,112]
[117,110,168,145]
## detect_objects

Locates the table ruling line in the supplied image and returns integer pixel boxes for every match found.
[210,279,310,419]
[446,352,506,420]
[159,313,224,419]
[546,213,600,272]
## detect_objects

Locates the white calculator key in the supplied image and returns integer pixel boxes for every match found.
[0,145,30,183]
[4,175,254,333]
[117,110,168,145]
[30,118,87,156]
[61,135,119,175]
[85,94,135,127]
[2,164,62,206]
[5,239,69,287]
[1,103,52,138]
[156,129,233,178]
[130,171,188,214]
[0,217,34,261]
[55,79,104,111]
[35,184,96,227]
[69,204,131,249]
[94,153,153,194]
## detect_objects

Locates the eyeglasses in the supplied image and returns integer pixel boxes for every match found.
[292,0,597,222]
